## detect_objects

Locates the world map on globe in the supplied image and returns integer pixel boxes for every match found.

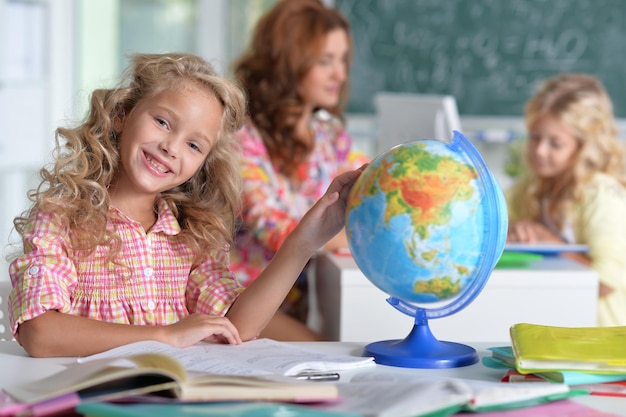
[346,134,505,312]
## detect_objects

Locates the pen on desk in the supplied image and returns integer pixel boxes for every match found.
[294,372,340,381]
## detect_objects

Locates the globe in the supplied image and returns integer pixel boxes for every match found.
[345,131,508,368]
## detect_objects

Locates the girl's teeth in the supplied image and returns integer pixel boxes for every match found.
[147,156,168,173]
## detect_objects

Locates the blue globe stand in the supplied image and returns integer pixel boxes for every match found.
[363,300,478,368]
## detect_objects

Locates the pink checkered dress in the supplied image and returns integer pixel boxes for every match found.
[9,198,244,337]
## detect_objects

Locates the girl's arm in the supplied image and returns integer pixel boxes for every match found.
[323,228,349,251]
[577,178,626,301]
[226,168,363,340]
[18,310,241,358]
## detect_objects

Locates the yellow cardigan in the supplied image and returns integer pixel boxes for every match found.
[507,173,626,327]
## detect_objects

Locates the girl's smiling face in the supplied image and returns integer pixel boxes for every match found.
[526,114,580,179]
[114,84,223,198]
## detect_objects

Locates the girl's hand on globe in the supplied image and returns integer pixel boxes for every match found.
[290,166,366,255]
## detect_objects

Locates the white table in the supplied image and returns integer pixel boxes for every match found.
[0,340,624,416]
[313,252,599,343]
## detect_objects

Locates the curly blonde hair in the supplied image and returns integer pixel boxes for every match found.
[12,53,246,264]
[511,73,626,228]
[232,0,352,176]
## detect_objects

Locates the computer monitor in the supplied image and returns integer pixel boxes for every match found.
[374,92,462,154]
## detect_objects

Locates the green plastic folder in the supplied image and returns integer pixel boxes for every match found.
[483,346,626,385]
[76,402,361,417]
[495,251,543,268]
[510,323,626,374]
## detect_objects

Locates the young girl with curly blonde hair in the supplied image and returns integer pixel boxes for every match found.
[8,52,362,357]
[507,73,626,326]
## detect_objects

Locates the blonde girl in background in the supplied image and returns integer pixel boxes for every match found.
[8,52,362,357]
[507,73,626,326]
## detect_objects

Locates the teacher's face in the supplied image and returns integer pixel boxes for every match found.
[299,29,349,110]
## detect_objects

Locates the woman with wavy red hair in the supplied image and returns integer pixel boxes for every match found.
[231,0,368,341]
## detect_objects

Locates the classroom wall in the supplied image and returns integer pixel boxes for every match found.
[0,0,76,282]
[337,0,626,117]
[0,0,231,282]
[2,0,625,281]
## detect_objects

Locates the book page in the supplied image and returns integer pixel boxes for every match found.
[316,379,470,417]
[79,339,375,376]
[316,370,572,416]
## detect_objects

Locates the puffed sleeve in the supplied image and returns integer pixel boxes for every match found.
[335,127,371,173]
[8,212,77,336]
[237,125,300,253]
[185,245,244,316]
[505,179,531,223]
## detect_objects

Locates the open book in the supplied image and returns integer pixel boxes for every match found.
[4,352,339,406]
[4,338,375,407]
[314,373,584,416]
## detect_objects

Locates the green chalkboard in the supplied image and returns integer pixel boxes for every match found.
[337,0,626,117]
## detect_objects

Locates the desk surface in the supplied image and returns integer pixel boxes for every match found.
[314,252,599,343]
[0,340,624,416]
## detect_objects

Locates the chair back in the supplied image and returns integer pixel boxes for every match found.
[0,281,13,341]
[375,92,462,155]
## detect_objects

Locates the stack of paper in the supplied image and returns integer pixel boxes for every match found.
[75,338,376,376]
